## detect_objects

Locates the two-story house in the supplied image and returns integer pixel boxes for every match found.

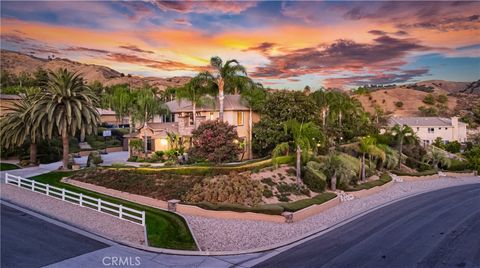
[124,95,260,160]
[388,117,468,146]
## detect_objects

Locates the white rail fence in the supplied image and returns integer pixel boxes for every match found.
[5,173,145,226]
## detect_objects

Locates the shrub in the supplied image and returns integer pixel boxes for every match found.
[279,192,337,212]
[391,170,437,176]
[286,167,296,176]
[405,157,431,171]
[394,101,404,108]
[188,120,242,163]
[86,151,103,167]
[276,183,309,196]
[127,156,138,162]
[345,172,392,191]
[445,141,461,153]
[446,159,469,171]
[193,202,285,215]
[184,172,263,206]
[436,94,448,104]
[263,189,273,198]
[423,94,435,105]
[303,166,327,192]
[261,178,276,186]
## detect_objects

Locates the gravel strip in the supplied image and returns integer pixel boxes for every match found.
[0,184,145,245]
[184,176,480,251]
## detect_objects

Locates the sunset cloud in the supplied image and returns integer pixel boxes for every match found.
[151,0,257,14]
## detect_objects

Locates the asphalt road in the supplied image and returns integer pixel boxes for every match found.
[0,204,108,268]
[256,183,480,268]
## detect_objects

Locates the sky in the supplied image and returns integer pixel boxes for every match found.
[1,1,479,90]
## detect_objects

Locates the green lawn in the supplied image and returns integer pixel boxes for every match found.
[0,163,20,171]
[29,171,197,250]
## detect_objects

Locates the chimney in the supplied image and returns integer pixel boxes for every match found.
[451,117,458,127]
[451,117,459,141]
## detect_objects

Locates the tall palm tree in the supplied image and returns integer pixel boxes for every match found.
[133,86,165,158]
[31,69,100,169]
[175,75,214,128]
[323,153,352,191]
[200,56,248,122]
[0,88,44,165]
[391,124,417,169]
[273,119,324,185]
[358,136,385,181]
[311,89,329,127]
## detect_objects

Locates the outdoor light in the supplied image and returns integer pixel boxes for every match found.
[160,139,168,146]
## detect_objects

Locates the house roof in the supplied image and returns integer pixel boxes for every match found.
[96,108,116,115]
[166,95,250,113]
[124,122,178,139]
[388,117,467,127]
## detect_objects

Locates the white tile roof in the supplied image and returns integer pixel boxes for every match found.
[388,117,467,127]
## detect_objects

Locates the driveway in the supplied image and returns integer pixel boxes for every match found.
[0,204,108,268]
[255,184,480,268]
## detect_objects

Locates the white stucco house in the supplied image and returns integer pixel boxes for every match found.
[388,117,468,146]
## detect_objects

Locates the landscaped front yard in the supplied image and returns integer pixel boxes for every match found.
[29,172,197,250]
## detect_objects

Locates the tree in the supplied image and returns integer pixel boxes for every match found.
[105,84,135,132]
[423,94,435,105]
[133,86,165,158]
[391,124,417,169]
[203,56,248,121]
[424,147,450,170]
[31,69,100,169]
[445,141,461,153]
[189,120,242,163]
[0,88,44,165]
[311,89,329,127]
[175,75,214,128]
[323,153,352,191]
[358,136,385,181]
[273,120,324,185]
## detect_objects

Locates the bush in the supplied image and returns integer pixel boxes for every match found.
[127,156,138,162]
[86,151,103,167]
[445,141,461,153]
[446,159,469,171]
[394,101,404,108]
[184,172,263,206]
[279,192,337,212]
[303,166,327,192]
[188,120,242,163]
[263,189,273,198]
[423,94,435,105]
[391,170,438,176]
[405,157,431,171]
[345,172,392,191]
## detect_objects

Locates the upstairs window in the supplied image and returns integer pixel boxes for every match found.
[428,128,435,133]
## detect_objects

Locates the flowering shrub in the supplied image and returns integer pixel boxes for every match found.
[188,120,242,163]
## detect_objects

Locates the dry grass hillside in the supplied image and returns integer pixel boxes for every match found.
[0,50,190,90]
[416,80,471,94]
[354,87,458,117]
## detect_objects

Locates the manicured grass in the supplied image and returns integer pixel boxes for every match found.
[0,163,20,171]
[29,171,197,250]
[345,173,392,192]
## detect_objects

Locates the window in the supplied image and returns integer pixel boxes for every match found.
[445,127,448,130]
[417,127,419,131]
[209,112,214,120]
[147,138,153,151]
[438,127,441,130]
[237,111,244,126]
[428,128,435,133]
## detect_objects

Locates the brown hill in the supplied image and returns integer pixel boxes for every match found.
[416,80,472,94]
[354,87,458,117]
[0,50,190,90]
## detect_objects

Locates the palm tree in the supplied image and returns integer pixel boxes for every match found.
[133,86,165,158]
[201,56,248,122]
[311,89,329,127]
[0,88,44,165]
[391,124,417,169]
[358,136,385,181]
[424,147,451,170]
[273,119,324,185]
[322,153,351,191]
[31,69,100,169]
[175,75,214,128]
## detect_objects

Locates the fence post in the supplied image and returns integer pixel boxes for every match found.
[46,184,50,195]
[98,199,102,212]
[141,211,146,226]
[31,180,35,191]
[119,204,123,219]
[79,193,83,207]
[62,189,65,201]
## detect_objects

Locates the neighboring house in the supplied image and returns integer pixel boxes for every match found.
[97,108,129,127]
[388,117,468,146]
[0,94,21,117]
[124,95,260,160]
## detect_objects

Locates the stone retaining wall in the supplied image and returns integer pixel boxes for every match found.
[78,146,124,157]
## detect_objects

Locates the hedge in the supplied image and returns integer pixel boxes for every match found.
[104,155,295,176]
[303,166,327,192]
[445,159,469,171]
[391,169,438,176]
[405,157,431,171]
[191,202,285,215]
[345,173,392,192]
[279,192,337,212]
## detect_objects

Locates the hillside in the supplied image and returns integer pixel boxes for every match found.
[0,50,190,90]
[415,80,472,94]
